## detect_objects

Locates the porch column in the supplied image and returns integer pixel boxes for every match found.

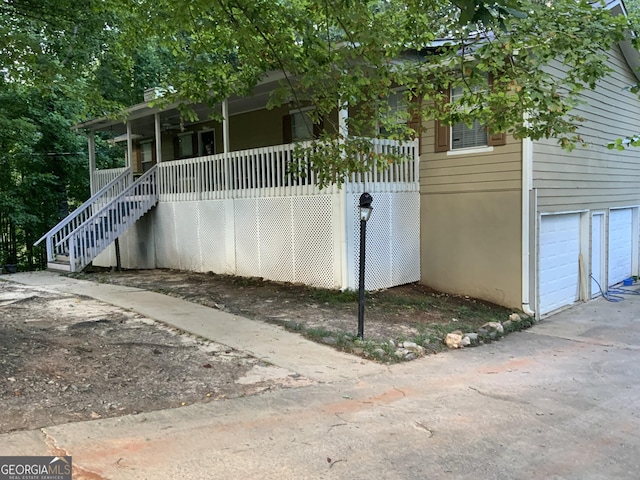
[88,131,96,195]
[126,121,133,169]
[222,98,230,153]
[338,105,348,139]
[154,112,162,163]
[337,103,349,289]
[222,98,231,192]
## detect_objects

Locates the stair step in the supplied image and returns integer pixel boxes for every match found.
[47,261,71,272]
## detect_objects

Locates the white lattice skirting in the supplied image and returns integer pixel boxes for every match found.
[93,190,420,291]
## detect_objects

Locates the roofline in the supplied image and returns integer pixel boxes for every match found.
[74,70,290,132]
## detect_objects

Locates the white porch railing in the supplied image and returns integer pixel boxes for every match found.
[35,168,132,258]
[68,166,158,271]
[157,138,419,202]
[36,167,158,272]
[92,167,131,194]
[344,138,420,194]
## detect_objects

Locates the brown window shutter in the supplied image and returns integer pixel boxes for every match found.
[282,114,292,144]
[408,97,423,155]
[434,119,450,152]
[488,131,506,146]
[434,87,450,153]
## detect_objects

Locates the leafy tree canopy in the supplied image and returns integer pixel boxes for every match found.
[98,0,630,145]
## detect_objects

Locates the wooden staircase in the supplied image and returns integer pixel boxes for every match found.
[35,166,158,272]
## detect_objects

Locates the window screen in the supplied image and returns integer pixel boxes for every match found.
[451,82,488,149]
[452,119,487,149]
[178,133,194,157]
[291,110,314,141]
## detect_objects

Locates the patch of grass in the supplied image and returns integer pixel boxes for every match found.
[430,322,478,337]
[283,321,305,332]
[304,287,359,305]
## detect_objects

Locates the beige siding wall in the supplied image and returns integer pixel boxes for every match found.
[533,45,640,212]
[229,106,289,150]
[420,122,523,308]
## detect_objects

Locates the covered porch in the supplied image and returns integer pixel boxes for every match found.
[79,80,421,291]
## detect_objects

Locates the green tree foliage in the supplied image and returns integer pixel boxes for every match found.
[0,80,89,268]
[0,0,635,265]
[97,0,630,181]
[0,1,149,269]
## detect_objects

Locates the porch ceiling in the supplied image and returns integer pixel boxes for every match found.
[77,74,284,138]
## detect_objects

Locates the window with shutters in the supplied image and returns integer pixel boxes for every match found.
[451,83,488,149]
[434,75,506,153]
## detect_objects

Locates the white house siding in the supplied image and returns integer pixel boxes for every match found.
[533,45,640,305]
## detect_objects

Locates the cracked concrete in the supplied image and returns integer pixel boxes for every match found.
[3,273,640,478]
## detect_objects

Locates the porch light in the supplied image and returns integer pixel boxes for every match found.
[359,193,373,222]
[357,192,373,339]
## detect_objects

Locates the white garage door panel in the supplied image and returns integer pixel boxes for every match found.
[608,208,633,286]
[539,214,581,315]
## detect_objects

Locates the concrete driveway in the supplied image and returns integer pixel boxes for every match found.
[3,275,640,479]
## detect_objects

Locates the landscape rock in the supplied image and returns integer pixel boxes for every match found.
[502,320,513,332]
[465,333,479,342]
[482,322,504,335]
[322,336,338,346]
[460,336,471,347]
[402,341,425,356]
[444,331,464,349]
[462,333,480,347]
[509,313,521,322]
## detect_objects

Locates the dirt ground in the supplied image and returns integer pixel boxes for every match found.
[0,269,513,434]
[0,280,311,434]
[75,269,513,342]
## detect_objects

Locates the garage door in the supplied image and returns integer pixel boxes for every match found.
[608,208,634,286]
[539,214,581,315]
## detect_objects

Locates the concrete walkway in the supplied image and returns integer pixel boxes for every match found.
[4,272,640,479]
[5,271,385,383]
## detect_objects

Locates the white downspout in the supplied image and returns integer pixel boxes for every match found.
[522,137,536,317]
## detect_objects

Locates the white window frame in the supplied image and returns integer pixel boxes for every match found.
[378,88,409,136]
[450,77,488,150]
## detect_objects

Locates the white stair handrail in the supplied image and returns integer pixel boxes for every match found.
[66,166,158,271]
[34,168,132,247]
